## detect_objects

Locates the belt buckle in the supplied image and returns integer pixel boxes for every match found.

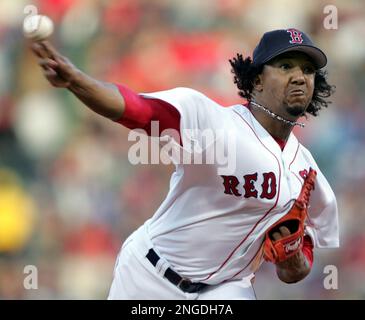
[177,277,192,292]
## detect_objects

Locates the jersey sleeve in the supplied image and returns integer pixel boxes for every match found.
[302,235,314,268]
[114,85,226,150]
[301,148,340,249]
[138,87,227,148]
[114,84,181,139]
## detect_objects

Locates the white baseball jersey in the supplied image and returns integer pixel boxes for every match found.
[132,87,339,285]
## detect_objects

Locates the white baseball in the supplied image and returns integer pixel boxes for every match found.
[23,15,54,41]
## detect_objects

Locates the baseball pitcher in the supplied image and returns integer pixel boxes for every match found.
[30,28,339,299]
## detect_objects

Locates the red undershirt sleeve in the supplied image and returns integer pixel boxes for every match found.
[114,84,181,143]
[302,235,314,268]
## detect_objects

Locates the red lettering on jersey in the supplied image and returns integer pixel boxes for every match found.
[221,175,242,197]
[299,168,315,189]
[260,172,277,200]
[287,29,303,44]
[243,173,258,198]
[221,172,278,200]
[299,169,308,179]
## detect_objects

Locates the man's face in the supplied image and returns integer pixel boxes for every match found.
[255,52,316,118]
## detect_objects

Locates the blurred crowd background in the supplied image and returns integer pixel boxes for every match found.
[0,0,364,299]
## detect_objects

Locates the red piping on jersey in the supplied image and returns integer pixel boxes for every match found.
[289,144,305,185]
[242,103,287,150]
[202,109,282,281]
[289,143,305,185]
[226,245,263,281]
[288,143,300,171]
[289,145,306,187]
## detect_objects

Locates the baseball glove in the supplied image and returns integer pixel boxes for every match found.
[263,168,317,264]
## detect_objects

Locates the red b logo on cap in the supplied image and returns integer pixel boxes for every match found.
[287,29,303,44]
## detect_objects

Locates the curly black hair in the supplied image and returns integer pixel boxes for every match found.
[229,53,335,116]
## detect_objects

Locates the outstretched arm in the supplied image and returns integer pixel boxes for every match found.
[30,40,181,138]
[31,41,125,120]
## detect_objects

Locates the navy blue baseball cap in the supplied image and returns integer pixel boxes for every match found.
[253,28,327,69]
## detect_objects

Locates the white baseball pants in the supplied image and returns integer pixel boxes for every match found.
[108,225,256,300]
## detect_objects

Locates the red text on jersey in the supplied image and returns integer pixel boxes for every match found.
[221,172,277,200]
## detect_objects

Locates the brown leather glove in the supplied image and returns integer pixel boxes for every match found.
[263,168,317,264]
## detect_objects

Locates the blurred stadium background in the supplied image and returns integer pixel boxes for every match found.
[0,0,364,299]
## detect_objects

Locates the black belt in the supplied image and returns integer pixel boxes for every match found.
[146,248,208,293]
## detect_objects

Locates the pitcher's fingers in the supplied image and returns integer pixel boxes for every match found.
[279,226,291,237]
[39,41,60,60]
[44,68,58,78]
[31,42,49,58]
[272,232,281,241]
[38,58,58,70]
